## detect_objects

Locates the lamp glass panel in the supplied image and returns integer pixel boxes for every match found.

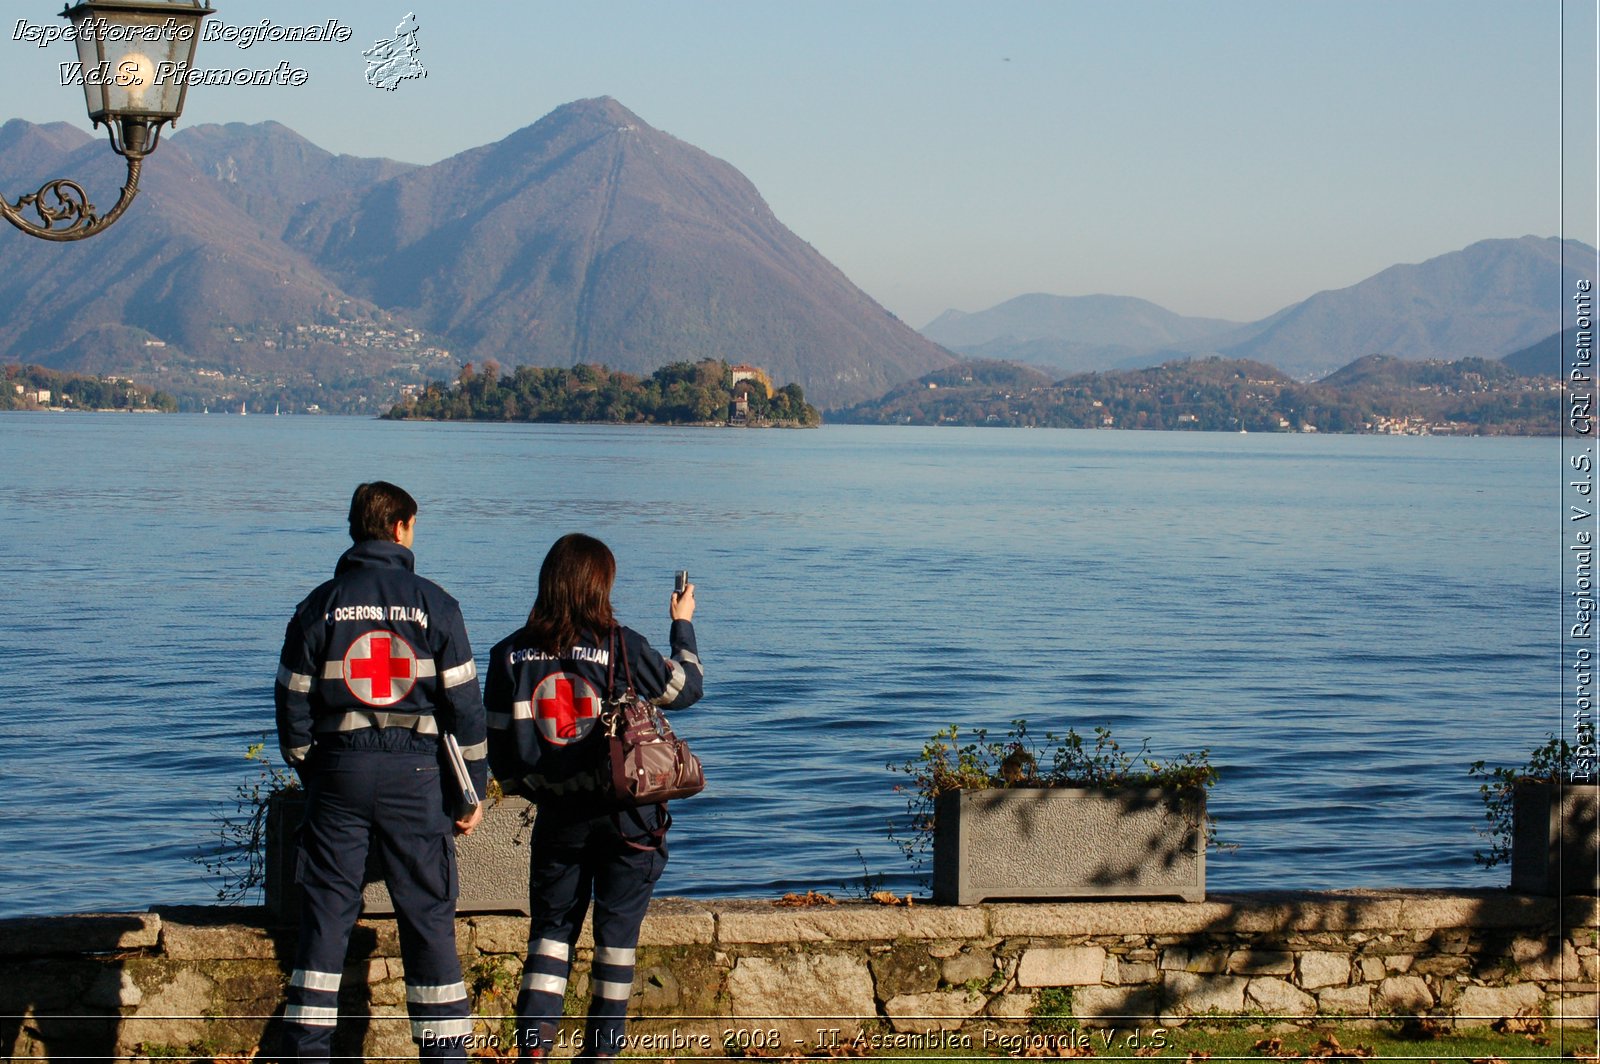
[74,11,199,119]
[70,24,107,118]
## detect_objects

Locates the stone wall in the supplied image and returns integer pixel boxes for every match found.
[1,889,1595,1060]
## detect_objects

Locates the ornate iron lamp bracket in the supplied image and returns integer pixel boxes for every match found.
[1,151,143,242]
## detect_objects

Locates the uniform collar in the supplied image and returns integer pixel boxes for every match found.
[335,538,416,576]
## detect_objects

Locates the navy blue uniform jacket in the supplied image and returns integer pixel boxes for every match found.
[274,539,488,795]
[484,620,702,802]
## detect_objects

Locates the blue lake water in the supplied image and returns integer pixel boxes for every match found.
[0,414,1561,917]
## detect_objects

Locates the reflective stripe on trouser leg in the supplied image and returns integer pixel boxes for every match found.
[515,936,573,1054]
[581,831,666,1060]
[408,980,472,1050]
[516,936,572,1054]
[585,944,638,1057]
[284,968,342,1038]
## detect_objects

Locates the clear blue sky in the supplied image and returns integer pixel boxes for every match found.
[2,0,1594,327]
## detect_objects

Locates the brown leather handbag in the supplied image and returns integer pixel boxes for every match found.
[603,628,706,807]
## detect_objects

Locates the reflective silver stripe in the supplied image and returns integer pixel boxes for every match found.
[521,971,568,994]
[322,658,437,678]
[406,981,467,1004]
[289,968,341,991]
[457,740,488,760]
[413,1017,474,1040]
[533,937,570,961]
[277,665,314,693]
[511,699,534,720]
[594,945,636,966]
[314,711,439,734]
[440,660,477,688]
[485,711,512,730]
[653,661,687,706]
[592,977,633,1000]
[285,1004,338,1026]
[675,649,702,668]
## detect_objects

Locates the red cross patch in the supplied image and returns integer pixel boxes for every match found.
[343,631,418,707]
[532,672,602,746]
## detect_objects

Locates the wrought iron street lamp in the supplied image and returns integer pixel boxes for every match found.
[2,0,213,241]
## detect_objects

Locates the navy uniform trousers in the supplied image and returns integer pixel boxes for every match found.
[515,808,667,1059]
[282,747,472,1062]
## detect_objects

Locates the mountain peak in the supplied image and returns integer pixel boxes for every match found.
[543,95,649,130]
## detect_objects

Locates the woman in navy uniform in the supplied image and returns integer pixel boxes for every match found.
[484,533,702,1060]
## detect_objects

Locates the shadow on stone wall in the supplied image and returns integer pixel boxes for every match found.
[0,913,153,1060]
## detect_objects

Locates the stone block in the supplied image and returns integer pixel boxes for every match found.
[1357,957,1386,983]
[158,913,281,961]
[1017,946,1106,987]
[940,949,994,987]
[871,944,939,997]
[639,897,717,946]
[84,969,142,1009]
[1227,950,1293,975]
[465,914,527,955]
[1409,955,1469,978]
[883,989,986,1032]
[1552,993,1600,1026]
[1452,983,1544,1024]
[716,900,984,944]
[1375,975,1433,1012]
[1111,958,1159,985]
[637,965,681,1011]
[726,953,876,1043]
[1244,977,1316,1016]
[1073,984,1160,1023]
[1159,947,1226,974]
[986,992,1036,1018]
[1515,940,1582,981]
[0,912,161,957]
[117,968,217,1050]
[1298,951,1349,989]
[1316,984,1373,1016]
[1161,971,1248,1017]
[1384,954,1415,973]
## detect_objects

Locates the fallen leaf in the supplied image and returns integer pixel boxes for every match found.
[1397,1018,1449,1040]
[773,890,837,907]
[1492,1015,1546,1037]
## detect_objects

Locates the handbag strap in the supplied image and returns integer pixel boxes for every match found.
[604,624,635,699]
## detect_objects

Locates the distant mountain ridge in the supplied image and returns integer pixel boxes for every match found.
[0,99,953,409]
[925,236,1593,380]
[923,293,1240,375]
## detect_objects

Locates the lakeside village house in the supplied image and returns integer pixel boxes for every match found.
[728,363,774,423]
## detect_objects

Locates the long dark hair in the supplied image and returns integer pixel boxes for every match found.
[525,533,617,653]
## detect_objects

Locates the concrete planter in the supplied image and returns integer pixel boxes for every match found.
[1510,779,1600,895]
[265,791,535,921]
[933,786,1206,904]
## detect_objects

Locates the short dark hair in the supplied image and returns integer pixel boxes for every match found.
[348,481,417,543]
[525,533,617,653]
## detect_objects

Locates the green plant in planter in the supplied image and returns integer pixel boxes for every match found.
[1467,734,1578,868]
[887,719,1221,873]
[193,739,302,902]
